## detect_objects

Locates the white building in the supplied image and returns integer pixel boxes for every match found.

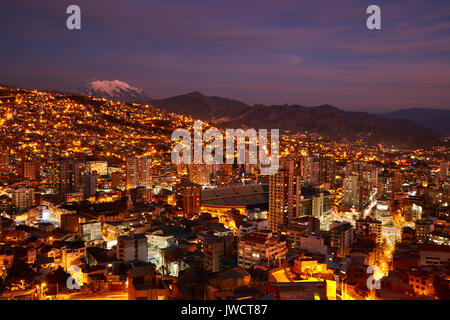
[117,233,148,262]
[146,231,175,266]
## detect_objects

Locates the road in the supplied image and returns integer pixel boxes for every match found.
[61,290,128,300]
[363,189,377,218]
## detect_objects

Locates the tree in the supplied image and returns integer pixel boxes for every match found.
[47,267,69,287]
[5,258,36,285]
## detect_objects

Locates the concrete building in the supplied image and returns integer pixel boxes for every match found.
[83,172,97,198]
[189,163,210,186]
[138,156,153,189]
[268,169,301,233]
[283,216,321,246]
[417,243,450,267]
[111,171,125,189]
[23,161,39,180]
[440,160,449,178]
[0,147,9,173]
[79,222,102,241]
[203,235,233,272]
[60,213,79,233]
[146,231,175,267]
[330,222,353,258]
[302,156,320,185]
[355,216,382,244]
[125,155,153,190]
[299,235,328,255]
[408,268,436,296]
[57,160,81,196]
[416,218,434,243]
[238,219,267,238]
[343,174,360,208]
[319,157,336,188]
[12,187,35,211]
[126,156,139,189]
[237,231,287,268]
[175,179,201,215]
[117,234,148,263]
[296,187,334,219]
[61,244,87,270]
[128,266,179,300]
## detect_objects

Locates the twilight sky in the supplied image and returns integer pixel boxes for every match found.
[1,0,450,112]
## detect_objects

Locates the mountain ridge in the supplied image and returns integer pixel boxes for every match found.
[380,108,450,136]
[1,82,445,148]
[147,91,445,148]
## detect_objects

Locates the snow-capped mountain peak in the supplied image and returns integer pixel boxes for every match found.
[81,79,147,102]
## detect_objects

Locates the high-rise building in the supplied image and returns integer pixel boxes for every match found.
[189,164,210,186]
[343,174,360,208]
[268,168,301,233]
[360,167,379,189]
[126,156,139,189]
[12,187,35,211]
[330,222,353,258]
[83,172,97,197]
[440,160,449,178]
[0,147,9,173]
[126,156,153,190]
[302,156,320,185]
[57,160,81,196]
[175,179,201,215]
[138,156,152,188]
[393,169,404,193]
[111,171,125,189]
[377,172,395,200]
[23,161,39,180]
[117,234,148,262]
[319,157,336,188]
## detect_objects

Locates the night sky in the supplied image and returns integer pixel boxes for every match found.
[1,0,450,112]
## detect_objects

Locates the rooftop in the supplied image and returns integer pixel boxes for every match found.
[201,184,268,208]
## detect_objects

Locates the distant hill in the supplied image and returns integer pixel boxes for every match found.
[380,108,450,136]
[148,91,248,121]
[148,92,443,148]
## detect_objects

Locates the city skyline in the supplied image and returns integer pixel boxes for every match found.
[1,0,450,112]
[0,79,448,301]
